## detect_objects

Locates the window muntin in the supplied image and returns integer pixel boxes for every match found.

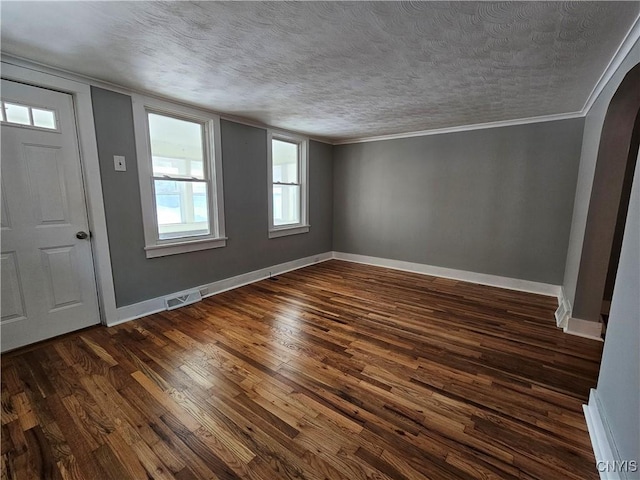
[1,100,58,130]
[268,131,309,237]
[133,95,226,258]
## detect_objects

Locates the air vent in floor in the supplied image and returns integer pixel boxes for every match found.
[165,290,202,310]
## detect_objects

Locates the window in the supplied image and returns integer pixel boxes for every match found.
[267,131,309,238]
[133,95,226,258]
[1,100,58,130]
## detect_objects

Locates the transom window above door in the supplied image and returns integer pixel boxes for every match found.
[1,100,58,131]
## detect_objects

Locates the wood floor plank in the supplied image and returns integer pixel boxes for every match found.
[1,260,603,479]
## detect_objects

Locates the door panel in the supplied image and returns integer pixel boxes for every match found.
[1,184,11,229]
[40,245,83,310]
[1,79,100,351]
[1,252,26,323]
[24,144,70,225]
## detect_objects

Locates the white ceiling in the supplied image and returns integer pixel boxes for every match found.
[1,1,638,142]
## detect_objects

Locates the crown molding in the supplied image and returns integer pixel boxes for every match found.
[332,11,640,147]
[5,5,639,151]
[0,53,586,148]
[331,111,585,145]
[0,53,334,146]
[581,12,640,116]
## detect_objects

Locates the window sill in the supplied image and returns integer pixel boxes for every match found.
[144,236,227,258]
[268,225,310,239]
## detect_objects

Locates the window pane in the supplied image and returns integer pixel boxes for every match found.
[148,113,205,179]
[32,108,56,129]
[272,139,298,183]
[155,180,210,239]
[273,184,300,226]
[192,182,208,222]
[4,103,30,125]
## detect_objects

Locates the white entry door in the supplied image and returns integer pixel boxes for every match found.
[1,79,100,352]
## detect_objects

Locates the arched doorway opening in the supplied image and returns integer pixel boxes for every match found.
[572,63,640,332]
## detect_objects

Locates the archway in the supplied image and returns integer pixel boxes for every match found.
[573,63,640,326]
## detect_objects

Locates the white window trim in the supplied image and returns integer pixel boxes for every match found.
[132,94,226,258]
[267,130,310,239]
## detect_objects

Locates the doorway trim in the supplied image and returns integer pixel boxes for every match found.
[1,61,118,325]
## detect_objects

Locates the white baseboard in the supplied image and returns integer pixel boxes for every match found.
[110,252,333,327]
[564,317,604,341]
[332,251,562,298]
[583,389,630,480]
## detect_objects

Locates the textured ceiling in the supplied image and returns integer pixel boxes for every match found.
[1,1,638,142]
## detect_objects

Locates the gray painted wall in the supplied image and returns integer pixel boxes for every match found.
[91,87,333,307]
[333,119,585,285]
[563,38,640,315]
[595,154,639,465]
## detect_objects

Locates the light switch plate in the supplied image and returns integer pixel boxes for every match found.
[114,155,126,172]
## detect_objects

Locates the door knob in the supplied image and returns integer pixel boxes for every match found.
[76,231,89,240]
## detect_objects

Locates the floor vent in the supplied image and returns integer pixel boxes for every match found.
[165,290,202,310]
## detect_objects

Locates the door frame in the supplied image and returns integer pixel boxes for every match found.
[1,59,118,325]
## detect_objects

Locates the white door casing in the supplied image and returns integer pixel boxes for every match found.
[1,79,100,351]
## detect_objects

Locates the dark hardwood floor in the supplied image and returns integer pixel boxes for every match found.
[1,260,603,479]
